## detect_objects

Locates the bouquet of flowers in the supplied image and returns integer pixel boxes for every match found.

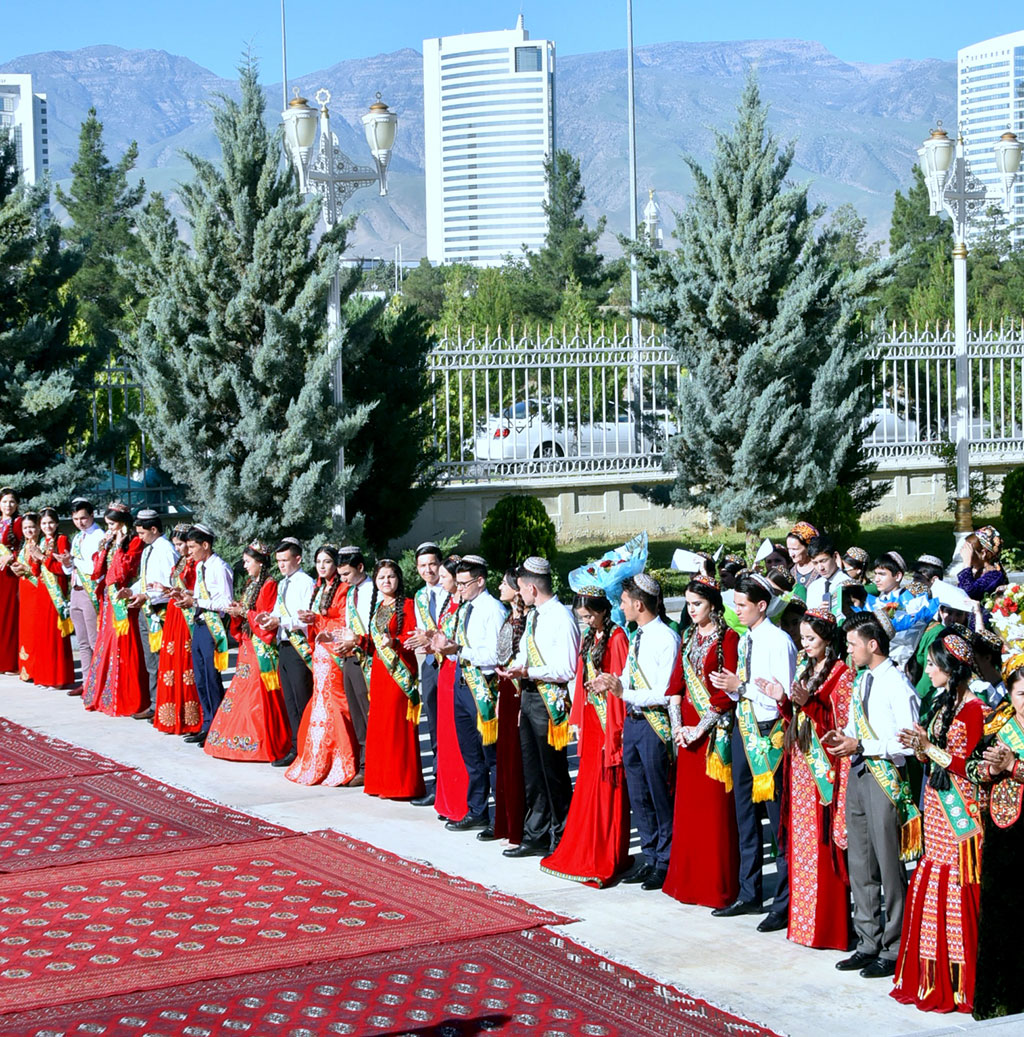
[986,583,1024,643]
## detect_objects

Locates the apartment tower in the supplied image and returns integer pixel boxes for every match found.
[0,73,49,185]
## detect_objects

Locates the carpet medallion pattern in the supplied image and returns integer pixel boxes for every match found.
[0,720,127,786]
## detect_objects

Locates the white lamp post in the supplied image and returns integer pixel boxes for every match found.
[917,123,1021,546]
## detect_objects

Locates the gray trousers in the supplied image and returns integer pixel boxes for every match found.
[343,656,370,759]
[137,607,162,705]
[845,764,908,961]
[69,587,98,679]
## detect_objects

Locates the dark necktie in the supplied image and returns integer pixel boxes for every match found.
[823,576,832,606]
[743,633,753,684]
[428,589,437,622]
[852,672,874,768]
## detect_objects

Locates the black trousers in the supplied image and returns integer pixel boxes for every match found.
[622,714,674,869]
[343,656,370,754]
[137,607,163,705]
[519,688,572,849]
[278,640,313,751]
[731,719,790,913]
[453,673,496,820]
[419,656,439,785]
[191,620,224,734]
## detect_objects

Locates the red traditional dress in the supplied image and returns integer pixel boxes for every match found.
[892,695,984,1014]
[664,624,741,909]
[493,611,527,843]
[434,597,469,821]
[0,515,23,673]
[781,659,853,949]
[83,537,148,716]
[364,597,424,800]
[541,624,630,886]
[16,541,43,683]
[205,579,291,762]
[286,577,359,786]
[28,535,75,687]
[153,558,202,734]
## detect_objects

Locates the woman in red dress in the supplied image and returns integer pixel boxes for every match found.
[0,488,24,675]
[83,501,148,716]
[205,541,291,762]
[286,545,360,786]
[764,607,852,949]
[892,630,984,1013]
[664,576,740,909]
[11,511,43,683]
[541,587,630,886]
[153,524,202,735]
[30,507,75,688]
[358,559,424,800]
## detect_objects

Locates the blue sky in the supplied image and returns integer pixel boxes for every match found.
[3,0,1021,77]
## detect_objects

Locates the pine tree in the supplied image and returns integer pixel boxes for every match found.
[126,56,370,546]
[0,130,96,505]
[633,76,897,534]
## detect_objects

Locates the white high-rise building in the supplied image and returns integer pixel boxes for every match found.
[423,16,555,267]
[957,31,1024,244]
[0,74,49,186]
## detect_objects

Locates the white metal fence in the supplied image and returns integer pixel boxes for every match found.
[426,322,1024,485]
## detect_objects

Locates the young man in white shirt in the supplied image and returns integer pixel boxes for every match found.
[499,556,580,857]
[335,546,373,779]
[823,610,919,979]
[410,542,445,807]
[592,572,680,890]
[60,498,104,695]
[710,573,796,930]
[805,533,850,611]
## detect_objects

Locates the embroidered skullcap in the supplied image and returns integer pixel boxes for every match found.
[575,584,607,598]
[522,556,551,575]
[279,536,301,548]
[843,546,869,567]
[942,632,975,666]
[135,508,160,521]
[415,541,441,555]
[975,525,1002,556]
[692,574,720,591]
[888,551,908,573]
[190,522,214,537]
[916,554,944,569]
[70,497,94,510]
[633,572,661,595]
[337,544,360,554]
[975,628,1004,651]
[746,572,776,598]
[462,554,488,567]
[789,521,819,545]
[870,606,896,641]
[804,606,837,625]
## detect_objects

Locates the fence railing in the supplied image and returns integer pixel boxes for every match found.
[426,322,1024,485]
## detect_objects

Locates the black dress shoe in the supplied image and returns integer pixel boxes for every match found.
[182,733,205,744]
[757,912,788,933]
[502,842,546,858]
[859,957,896,979]
[445,814,489,832]
[411,792,436,807]
[621,862,653,884]
[835,951,877,972]
[476,827,497,841]
[640,868,667,891]
[271,753,296,768]
[711,898,762,918]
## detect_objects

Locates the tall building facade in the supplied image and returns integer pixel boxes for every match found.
[423,16,555,267]
[0,73,49,185]
[957,31,1024,244]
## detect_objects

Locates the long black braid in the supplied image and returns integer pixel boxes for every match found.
[575,593,614,671]
[925,633,974,792]
[788,612,840,754]
[437,556,462,622]
[240,546,271,638]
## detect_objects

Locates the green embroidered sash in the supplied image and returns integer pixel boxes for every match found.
[38,550,73,637]
[583,650,608,732]
[71,532,100,612]
[346,582,374,685]
[108,583,131,637]
[525,611,571,749]
[17,546,39,588]
[196,562,229,671]
[626,643,673,747]
[794,712,835,805]
[251,636,281,691]
[996,713,1024,757]
[927,709,983,845]
[456,604,498,744]
[372,604,421,723]
[681,640,731,788]
[734,635,783,802]
[851,678,922,860]
[415,585,443,666]
[139,545,165,652]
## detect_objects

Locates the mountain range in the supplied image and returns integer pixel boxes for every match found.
[1,38,956,258]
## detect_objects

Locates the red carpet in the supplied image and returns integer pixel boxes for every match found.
[0,719,128,785]
[0,771,290,872]
[0,927,782,1036]
[0,829,570,1015]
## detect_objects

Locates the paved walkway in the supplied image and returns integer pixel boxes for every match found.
[1,674,1020,1037]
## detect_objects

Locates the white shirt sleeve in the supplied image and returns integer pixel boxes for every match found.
[460,595,507,673]
[620,621,679,707]
[278,572,315,632]
[524,599,580,683]
[195,557,234,612]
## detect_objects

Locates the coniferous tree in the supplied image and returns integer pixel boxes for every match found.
[0,130,95,505]
[127,56,370,546]
[633,77,897,534]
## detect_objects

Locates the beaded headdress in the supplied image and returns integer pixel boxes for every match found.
[104,500,132,522]
[843,546,869,567]
[804,606,837,625]
[248,539,270,556]
[691,574,720,591]
[575,584,606,598]
[942,633,975,666]
[975,525,1002,556]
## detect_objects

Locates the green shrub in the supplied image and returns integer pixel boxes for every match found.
[647,568,693,597]
[1001,467,1024,543]
[479,494,557,572]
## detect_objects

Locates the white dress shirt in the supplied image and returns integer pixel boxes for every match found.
[842,657,920,765]
[131,536,179,606]
[806,567,850,610]
[731,617,797,723]
[617,616,680,708]
[346,575,373,629]
[457,590,507,674]
[512,595,581,685]
[274,569,316,642]
[417,581,446,630]
[194,554,234,613]
[67,523,104,589]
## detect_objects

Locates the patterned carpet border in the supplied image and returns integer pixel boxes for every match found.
[0,927,782,1036]
[0,770,292,873]
[0,718,129,786]
[0,829,572,1015]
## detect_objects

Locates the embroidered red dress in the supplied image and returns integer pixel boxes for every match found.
[28,535,75,687]
[541,624,630,886]
[83,537,148,716]
[205,579,291,763]
[892,696,984,1014]
[664,625,740,909]
[781,659,853,950]
[0,515,23,674]
[434,598,469,821]
[286,578,359,786]
[153,558,202,735]
[16,543,44,683]
[830,660,856,853]
[364,598,425,800]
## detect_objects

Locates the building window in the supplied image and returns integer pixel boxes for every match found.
[515,47,542,73]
